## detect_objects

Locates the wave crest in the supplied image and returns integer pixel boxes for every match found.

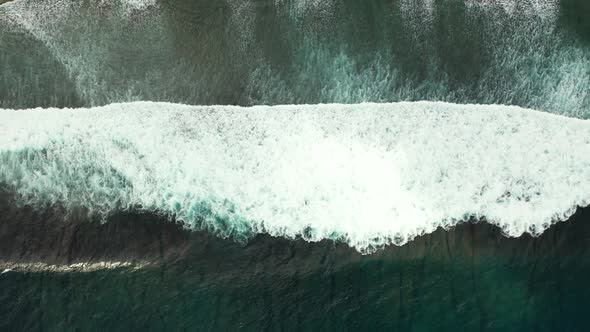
[1,101,590,253]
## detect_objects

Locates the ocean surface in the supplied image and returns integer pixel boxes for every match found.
[0,0,589,330]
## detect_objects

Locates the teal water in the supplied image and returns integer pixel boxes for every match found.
[1,0,589,116]
[2,257,587,331]
[1,205,590,331]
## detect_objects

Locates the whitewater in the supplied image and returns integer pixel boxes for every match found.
[1,101,590,253]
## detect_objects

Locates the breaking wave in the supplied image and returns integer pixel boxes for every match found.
[1,101,589,253]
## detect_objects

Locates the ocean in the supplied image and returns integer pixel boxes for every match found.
[1,0,589,330]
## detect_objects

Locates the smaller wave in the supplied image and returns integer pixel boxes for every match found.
[1,101,589,253]
[0,261,145,273]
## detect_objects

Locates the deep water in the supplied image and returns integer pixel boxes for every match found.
[1,192,590,331]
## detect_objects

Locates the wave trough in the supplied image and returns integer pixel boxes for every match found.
[1,101,590,253]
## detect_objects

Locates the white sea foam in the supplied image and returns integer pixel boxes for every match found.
[1,101,590,253]
[0,261,146,273]
[2,0,587,116]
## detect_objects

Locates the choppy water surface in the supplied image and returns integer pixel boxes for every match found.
[1,0,588,115]
[1,0,589,330]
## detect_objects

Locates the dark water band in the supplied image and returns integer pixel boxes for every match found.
[2,191,590,330]
[1,190,589,270]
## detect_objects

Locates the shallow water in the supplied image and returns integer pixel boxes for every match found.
[1,0,589,116]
